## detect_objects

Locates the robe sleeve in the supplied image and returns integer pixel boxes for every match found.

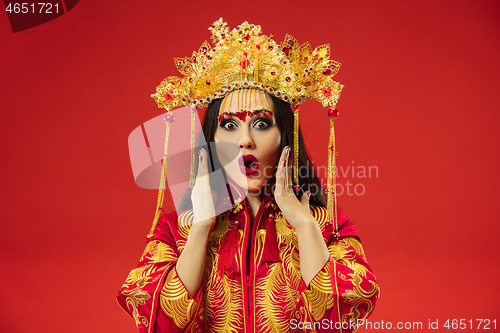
[296,210,380,332]
[116,212,203,333]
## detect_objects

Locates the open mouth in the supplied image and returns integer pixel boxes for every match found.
[238,154,260,176]
[244,160,257,168]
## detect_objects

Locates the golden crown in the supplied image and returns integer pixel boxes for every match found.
[151,18,343,111]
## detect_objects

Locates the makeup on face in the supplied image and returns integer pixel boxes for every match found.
[214,89,281,193]
[238,154,260,176]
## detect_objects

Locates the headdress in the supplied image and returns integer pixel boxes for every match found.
[149,18,343,241]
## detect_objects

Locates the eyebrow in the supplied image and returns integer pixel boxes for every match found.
[224,109,272,117]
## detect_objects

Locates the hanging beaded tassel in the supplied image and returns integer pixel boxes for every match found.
[292,105,300,191]
[148,112,175,238]
[189,105,196,188]
[326,108,340,241]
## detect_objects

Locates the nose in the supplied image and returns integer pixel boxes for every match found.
[238,127,254,149]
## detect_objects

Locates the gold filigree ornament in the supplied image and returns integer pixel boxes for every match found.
[148,18,344,259]
[151,18,343,112]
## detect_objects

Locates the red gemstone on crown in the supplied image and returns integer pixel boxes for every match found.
[296,88,301,92]
[237,112,246,121]
[164,113,175,123]
[286,77,291,82]
[322,87,332,97]
[164,92,174,101]
[201,47,207,54]
[322,69,331,75]
[283,47,290,56]
[207,55,212,60]
[271,71,276,75]
[328,108,339,118]
[240,59,250,69]
[206,80,211,85]
[256,45,260,49]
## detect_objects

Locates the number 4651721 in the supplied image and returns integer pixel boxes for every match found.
[5,3,60,14]
[443,319,496,330]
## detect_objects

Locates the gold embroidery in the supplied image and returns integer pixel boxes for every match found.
[160,268,199,329]
[255,263,295,332]
[330,238,379,323]
[329,239,349,260]
[341,271,379,322]
[303,264,335,321]
[209,214,233,243]
[126,296,150,328]
[330,238,370,278]
[122,278,155,328]
[146,240,178,263]
[203,270,244,332]
[178,210,194,237]
[120,239,180,329]
[123,241,175,288]
[310,206,327,232]
[275,213,301,291]
[202,214,244,332]
[120,203,377,331]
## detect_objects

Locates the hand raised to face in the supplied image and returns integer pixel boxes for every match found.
[274,146,314,231]
[191,148,217,228]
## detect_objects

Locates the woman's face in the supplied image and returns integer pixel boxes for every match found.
[214,89,281,193]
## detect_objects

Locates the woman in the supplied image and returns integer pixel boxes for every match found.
[118,19,378,333]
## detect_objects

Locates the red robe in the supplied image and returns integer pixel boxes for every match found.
[117,183,379,332]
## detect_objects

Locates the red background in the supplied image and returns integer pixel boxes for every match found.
[1,1,499,332]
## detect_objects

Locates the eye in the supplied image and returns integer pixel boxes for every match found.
[220,119,238,131]
[253,118,271,129]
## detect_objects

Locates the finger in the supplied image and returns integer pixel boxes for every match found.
[300,190,311,210]
[196,147,210,186]
[286,147,292,189]
[275,146,289,192]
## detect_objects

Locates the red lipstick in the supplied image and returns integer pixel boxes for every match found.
[238,154,260,176]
